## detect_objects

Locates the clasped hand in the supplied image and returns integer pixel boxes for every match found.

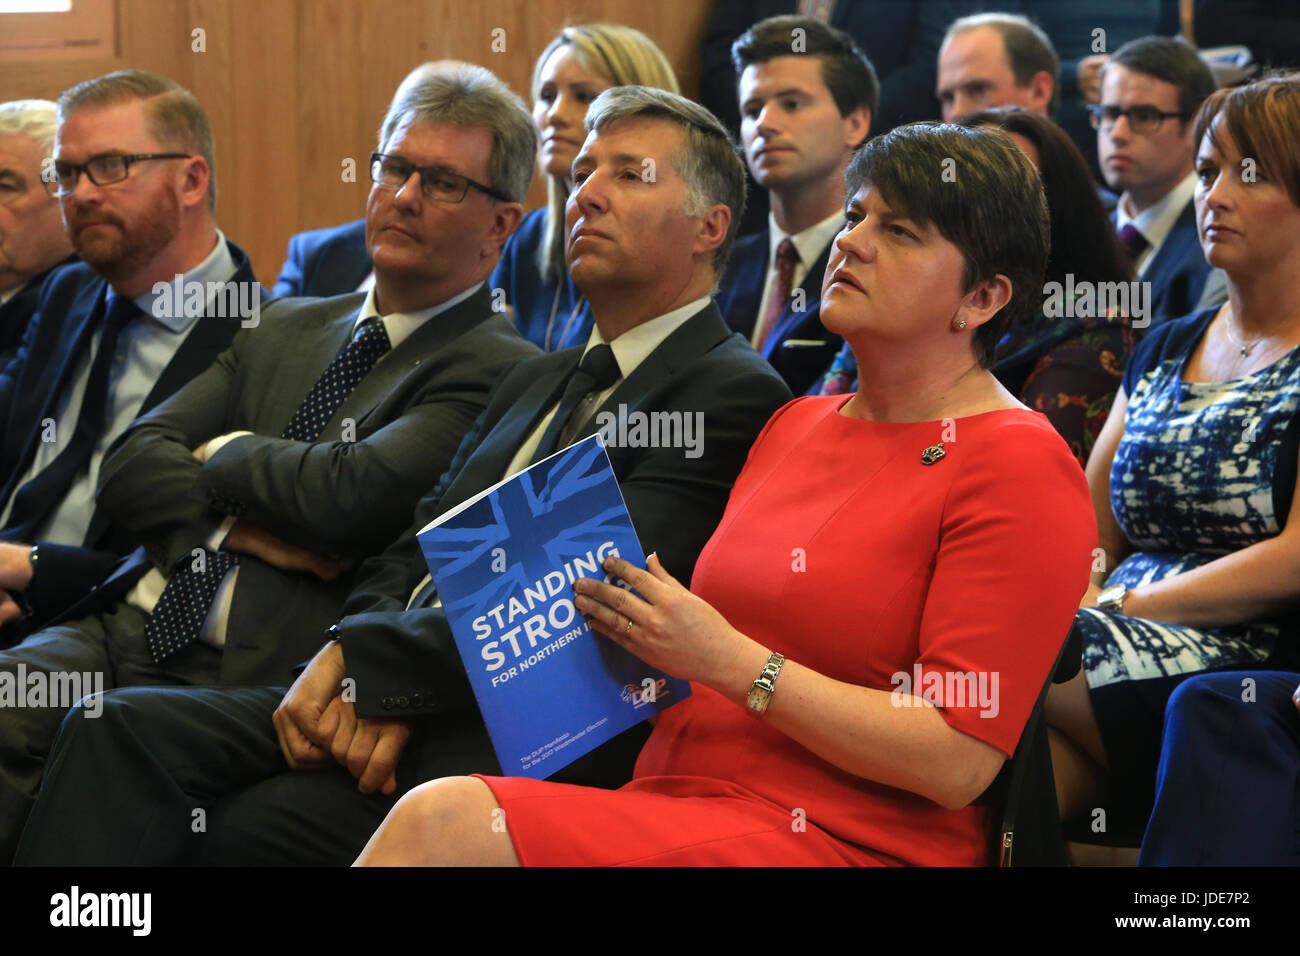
[572,553,750,688]
[272,640,410,795]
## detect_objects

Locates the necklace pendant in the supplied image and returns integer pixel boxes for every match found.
[921,442,946,465]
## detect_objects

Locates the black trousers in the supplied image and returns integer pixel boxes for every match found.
[14,685,401,866]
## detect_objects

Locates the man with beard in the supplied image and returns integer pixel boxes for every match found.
[0,70,260,639]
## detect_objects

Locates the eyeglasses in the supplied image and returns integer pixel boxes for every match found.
[369,152,509,204]
[42,152,193,196]
[1087,104,1186,134]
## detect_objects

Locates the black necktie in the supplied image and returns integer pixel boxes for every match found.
[1,294,140,541]
[144,316,392,662]
[531,344,621,462]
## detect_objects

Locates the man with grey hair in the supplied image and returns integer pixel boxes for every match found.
[936,12,1059,123]
[0,70,260,642]
[271,61,478,299]
[16,86,793,867]
[0,64,543,864]
[0,99,76,365]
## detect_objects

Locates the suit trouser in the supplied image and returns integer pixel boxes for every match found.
[0,603,223,863]
[1139,670,1300,866]
[14,684,401,865]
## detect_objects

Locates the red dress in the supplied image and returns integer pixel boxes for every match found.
[476,396,1096,865]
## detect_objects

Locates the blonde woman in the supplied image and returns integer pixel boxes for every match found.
[490,23,678,350]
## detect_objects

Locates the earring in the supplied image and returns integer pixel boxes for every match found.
[955,319,967,330]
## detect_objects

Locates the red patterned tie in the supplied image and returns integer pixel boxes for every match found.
[757,238,799,352]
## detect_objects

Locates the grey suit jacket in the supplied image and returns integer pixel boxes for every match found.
[74,284,540,684]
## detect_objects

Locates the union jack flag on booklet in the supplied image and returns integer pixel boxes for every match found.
[416,434,691,779]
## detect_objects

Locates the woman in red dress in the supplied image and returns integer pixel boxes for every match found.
[356,119,1097,867]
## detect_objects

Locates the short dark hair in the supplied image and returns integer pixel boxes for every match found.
[844,122,1049,366]
[946,13,1060,115]
[1194,70,1300,208]
[1105,36,1215,121]
[731,14,879,119]
[958,107,1132,290]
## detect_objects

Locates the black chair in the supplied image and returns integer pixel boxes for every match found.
[988,625,1082,866]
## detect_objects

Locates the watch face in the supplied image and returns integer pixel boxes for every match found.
[747,687,768,713]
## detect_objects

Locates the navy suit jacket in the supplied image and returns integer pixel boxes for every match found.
[271,219,370,299]
[714,230,842,396]
[0,240,261,633]
[0,256,79,368]
[1114,199,1214,329]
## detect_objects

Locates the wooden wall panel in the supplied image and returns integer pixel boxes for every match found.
[0,0,716,285]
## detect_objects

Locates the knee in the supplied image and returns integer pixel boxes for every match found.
[363,777,492,866]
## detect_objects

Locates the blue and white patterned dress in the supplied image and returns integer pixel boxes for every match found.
[1076,308,1300,688]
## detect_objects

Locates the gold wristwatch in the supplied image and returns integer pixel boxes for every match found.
[745,651,786,717]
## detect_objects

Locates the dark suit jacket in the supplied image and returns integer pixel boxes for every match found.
[714,230,842,397]
[0,256,79,368]
[271,219,371,299]
[58,284,540,685]
[334,302,793,783]
[0,241,260,631]
[1113,200,1215,329]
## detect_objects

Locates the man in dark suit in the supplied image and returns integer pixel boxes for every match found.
[1096,37,1226,328]
[0,71,261,639]
[0,65,542,862]
[0,99,76,366]
[714,16,874,397]
[15,86,793,866]
[270,218,370,299]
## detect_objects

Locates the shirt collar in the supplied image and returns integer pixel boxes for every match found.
[1117,171,1196,250]
[357,280,483,350]
[581,293,711,381]
[129,230,238,333]
[767,208,844,270]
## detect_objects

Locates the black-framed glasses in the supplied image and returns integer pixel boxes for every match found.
[42,152,193,196]
[1087,104,1187,134]
[369,152,510,204]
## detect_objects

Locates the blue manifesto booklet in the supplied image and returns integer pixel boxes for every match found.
[416,434,691,779]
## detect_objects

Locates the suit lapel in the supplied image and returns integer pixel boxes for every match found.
[1144,200,1196,316]
[717,233,768,337]
[761,238,832,360]
[137,241,259,417]
[573,304,732,446]
[342,284,496,424]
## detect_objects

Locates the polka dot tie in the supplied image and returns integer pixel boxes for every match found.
[281,317,392,442]
[144,549,239,662]
[145,318,391,661]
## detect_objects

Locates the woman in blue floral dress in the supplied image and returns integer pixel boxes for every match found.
[1046,73,1300,838]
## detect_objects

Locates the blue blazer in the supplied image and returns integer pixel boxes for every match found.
[1113,200,1214,329]
[714,230,842,397]
[490,207,592,351]
[0,240,262,633]
[0,256,79,368]
[271,219,370,299]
